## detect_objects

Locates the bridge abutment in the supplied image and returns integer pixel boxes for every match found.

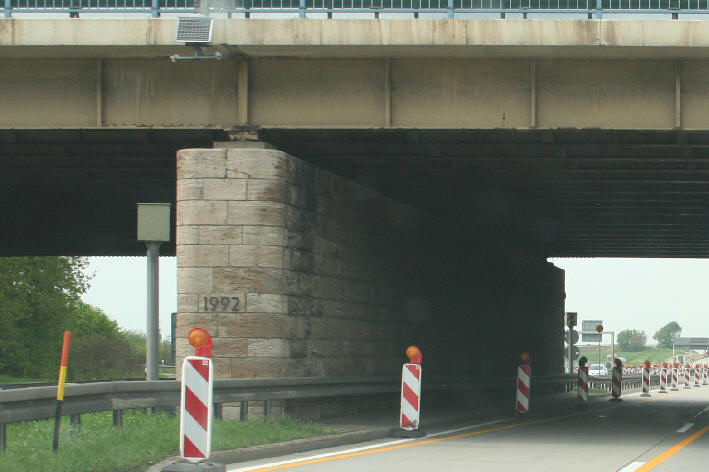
[176,145,565,418]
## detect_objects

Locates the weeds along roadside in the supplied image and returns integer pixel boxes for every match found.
[1,410,326,472]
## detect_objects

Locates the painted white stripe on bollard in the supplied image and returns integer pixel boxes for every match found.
[671,367,679,391]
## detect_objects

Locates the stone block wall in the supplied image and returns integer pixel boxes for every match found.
[175,145,565,417]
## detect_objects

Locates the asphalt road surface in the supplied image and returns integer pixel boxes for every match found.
[228,385,709,472]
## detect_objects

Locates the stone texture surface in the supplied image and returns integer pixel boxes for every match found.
[176,147,564,418]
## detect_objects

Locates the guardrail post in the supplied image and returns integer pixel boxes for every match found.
[240,401,249,421]
[447,0,454,18]
[299,0,305,18]
[70,414,81,436]
[3,0,11,18]
[0,423,6,451]
[112,410,123,428]
[263,400,271,419]
[594,0,602,19]
[214,403,223,420]
[151,0,160,17]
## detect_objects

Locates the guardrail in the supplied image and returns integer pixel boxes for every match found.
[4,0,709,18]
[0,372,649,450]
[0,373,581,449]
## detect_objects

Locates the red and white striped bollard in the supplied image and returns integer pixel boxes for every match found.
[180,356,214,461]
[684,363,692,389]
[694,365,701,387]
[658,364,668,393]
[641,362,651,397]
[395,345,425,438]
[671,364,679,391]
[515,353,531,415]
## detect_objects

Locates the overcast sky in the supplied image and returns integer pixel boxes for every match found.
[80,257,709,344]
[550,258,709,346]
[81,257,177,339]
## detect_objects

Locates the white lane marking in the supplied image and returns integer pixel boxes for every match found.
[677,423,695,433]
[703,406,709,414]
[227,417,513,472]
[617,461,645,472]
[227,439,412,472]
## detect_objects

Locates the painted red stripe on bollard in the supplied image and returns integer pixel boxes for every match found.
[402,382,419,410]
[185,387,209,430]
[183,435,205,459]
[517,378,530,397]
[188,358,210,382]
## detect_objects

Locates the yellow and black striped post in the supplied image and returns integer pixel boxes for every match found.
[52,331,72,452]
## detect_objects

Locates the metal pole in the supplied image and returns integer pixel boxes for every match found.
[146,241,161,381]
[568,331,573,374]
[611,332,615,369]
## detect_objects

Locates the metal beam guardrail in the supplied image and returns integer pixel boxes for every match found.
[0,373,648,449]
[4,0,709,18]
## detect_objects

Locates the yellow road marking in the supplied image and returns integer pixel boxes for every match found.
[243,412,590,472]
[649,385,709,402]
[635,424,709,471]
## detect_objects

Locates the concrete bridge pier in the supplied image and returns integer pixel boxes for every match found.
[175,144,565,419]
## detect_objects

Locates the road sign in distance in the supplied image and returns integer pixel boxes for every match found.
[582,320,603,342]
[565,329,579,345]
[596,324,604,333]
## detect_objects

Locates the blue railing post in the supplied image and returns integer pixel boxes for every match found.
[299,0,306,17]
[447,0,454,18]
[595,0,602,18]
[4,0,11,18]
[151,0,160,17]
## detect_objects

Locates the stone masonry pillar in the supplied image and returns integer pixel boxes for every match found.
[176,145,308,382]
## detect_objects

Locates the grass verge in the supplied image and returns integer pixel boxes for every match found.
[0,374,46,383]
[1,410,327,472]
[578,347,676,366]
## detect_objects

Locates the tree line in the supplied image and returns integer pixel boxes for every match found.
[0,256,169,381]
[617,321,682,352]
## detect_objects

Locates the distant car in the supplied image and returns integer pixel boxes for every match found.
[589,364,608,376]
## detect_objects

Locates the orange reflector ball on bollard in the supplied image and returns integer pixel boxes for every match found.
[188,328,209,348]
[406,345,422,364]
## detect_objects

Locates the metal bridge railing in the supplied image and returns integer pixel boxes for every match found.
[4,0,709,18]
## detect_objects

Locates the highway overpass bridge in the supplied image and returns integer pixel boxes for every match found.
[2,18,709,412]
